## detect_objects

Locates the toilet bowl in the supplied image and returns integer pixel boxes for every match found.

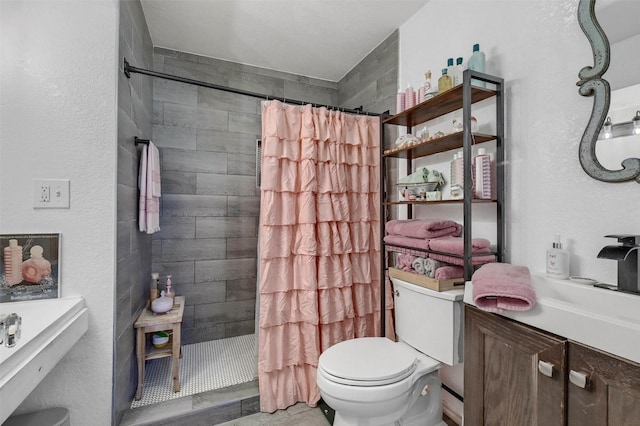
[317,277,464,426]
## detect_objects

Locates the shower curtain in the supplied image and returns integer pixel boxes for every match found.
[258,100,395,412]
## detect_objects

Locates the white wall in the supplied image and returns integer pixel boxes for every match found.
[399,0,640,284]
[0,1,118,423]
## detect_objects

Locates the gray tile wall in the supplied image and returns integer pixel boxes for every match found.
[152,48,339,344]
[337,30,399,219]
[116,0,154,424]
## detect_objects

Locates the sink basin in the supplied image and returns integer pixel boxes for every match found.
[464,273,640,363]
[0,297,88,423]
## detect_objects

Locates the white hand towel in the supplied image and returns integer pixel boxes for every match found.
[138,141,161,234]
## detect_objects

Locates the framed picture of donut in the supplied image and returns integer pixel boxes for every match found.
[0,233,60,302]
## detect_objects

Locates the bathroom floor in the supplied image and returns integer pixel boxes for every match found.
[131,334,257,409]
[216,403,330,426]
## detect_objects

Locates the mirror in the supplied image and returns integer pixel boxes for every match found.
[577,0,640,183]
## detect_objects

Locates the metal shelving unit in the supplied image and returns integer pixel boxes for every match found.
[381,69,505,287]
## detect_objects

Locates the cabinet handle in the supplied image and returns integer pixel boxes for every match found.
[569,370,589,389]
[538,360,554,378]
[395,289,400,297]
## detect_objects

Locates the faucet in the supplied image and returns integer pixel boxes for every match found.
[597,234,640,294]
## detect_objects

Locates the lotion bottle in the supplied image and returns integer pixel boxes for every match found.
[546,235,570,279]
[467,43,486,87]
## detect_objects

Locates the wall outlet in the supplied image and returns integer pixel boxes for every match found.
[33,179,70,209]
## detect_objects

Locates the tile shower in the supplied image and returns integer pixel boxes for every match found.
[117,4,398,419]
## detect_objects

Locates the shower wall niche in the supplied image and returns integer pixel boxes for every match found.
[151,48,339,344]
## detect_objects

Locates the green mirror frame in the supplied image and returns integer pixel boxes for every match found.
[577,0,640,183]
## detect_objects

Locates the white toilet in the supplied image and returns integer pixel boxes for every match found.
[317,277,464,426]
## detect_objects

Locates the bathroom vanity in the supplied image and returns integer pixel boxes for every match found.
[463,276,640,425]
[0,297,88,424]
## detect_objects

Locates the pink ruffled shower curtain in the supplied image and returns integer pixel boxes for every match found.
[258,100,395,412]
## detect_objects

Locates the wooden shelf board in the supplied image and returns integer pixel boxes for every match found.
[383,132,496,159]
[383,85,497,127]
[389,267,465,292]
[383,199,496,206]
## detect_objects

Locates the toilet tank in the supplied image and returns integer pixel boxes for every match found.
[391,277,464,366]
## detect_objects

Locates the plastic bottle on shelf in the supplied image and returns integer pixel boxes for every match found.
[417,70,432,104]
[395,90,406,113]
[3,239,23,286]
[405,84,416,109]
[453,57,464,86]
[449,151,464,199]
[467,43,486,87]
[446,58,454,82]
[473,147,492,199]
[438,69,453,93]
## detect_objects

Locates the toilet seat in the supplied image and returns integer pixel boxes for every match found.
[319,337,439,387]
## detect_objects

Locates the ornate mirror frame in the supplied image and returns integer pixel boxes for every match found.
[577,0,640,183]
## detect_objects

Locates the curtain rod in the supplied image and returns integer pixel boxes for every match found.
[123,58,381,117]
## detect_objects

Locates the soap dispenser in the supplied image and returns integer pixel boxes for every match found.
[546,235,569,279]
[165,275,175,299]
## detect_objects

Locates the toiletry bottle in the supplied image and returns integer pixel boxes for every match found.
[405,84,416,109]
[446,58,454,82]
[149,272,160,303]
[449,152,464,199]
[467,44,486,87]
[403,186,410,201]
[453,57,464,86]
[546,235,570,279]
[21,245,51,284]
[165,275,175,299]
[417,70,432,103]
[438,69,452,93]
[395,91,406,113]
[473,147,492,199]
[3,239,23,286]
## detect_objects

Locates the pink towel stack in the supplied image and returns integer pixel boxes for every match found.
[472,263,536,313]
[428,236,496,266]
[385,219,466,280]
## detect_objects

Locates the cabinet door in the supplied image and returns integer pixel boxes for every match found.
[568,341,640,425]
[464,305,567,426]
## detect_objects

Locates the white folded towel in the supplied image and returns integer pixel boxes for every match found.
[138,141,161,234]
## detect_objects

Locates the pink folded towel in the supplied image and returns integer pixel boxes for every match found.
[386,219,462,239]
[429,252,495,266]
[429,236,491,254]
[384,235,430,251]
[472,263,536,313]
[434,265,464,280]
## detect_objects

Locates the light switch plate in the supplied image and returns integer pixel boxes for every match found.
[33,179,70,209]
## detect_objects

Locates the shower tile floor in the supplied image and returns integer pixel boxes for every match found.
[131,334,257,409]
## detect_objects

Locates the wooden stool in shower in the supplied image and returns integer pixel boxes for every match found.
[134,296,185,400]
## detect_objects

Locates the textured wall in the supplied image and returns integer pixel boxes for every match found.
[338,30,399,220]
[115,0,154,423]
[399,0,640,420]
[151,48,339,344]
[400,0,640,284]
[0,1,118,424]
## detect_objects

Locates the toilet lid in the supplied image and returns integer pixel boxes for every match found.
[319,337,419,386]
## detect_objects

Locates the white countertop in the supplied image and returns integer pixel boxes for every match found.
[464,273,640,364]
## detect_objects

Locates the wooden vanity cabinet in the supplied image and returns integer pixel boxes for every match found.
[465,304,640,425]
[464,305,567,425]
[568,341,640,426]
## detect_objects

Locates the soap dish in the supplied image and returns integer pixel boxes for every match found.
[569,276,598,285]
